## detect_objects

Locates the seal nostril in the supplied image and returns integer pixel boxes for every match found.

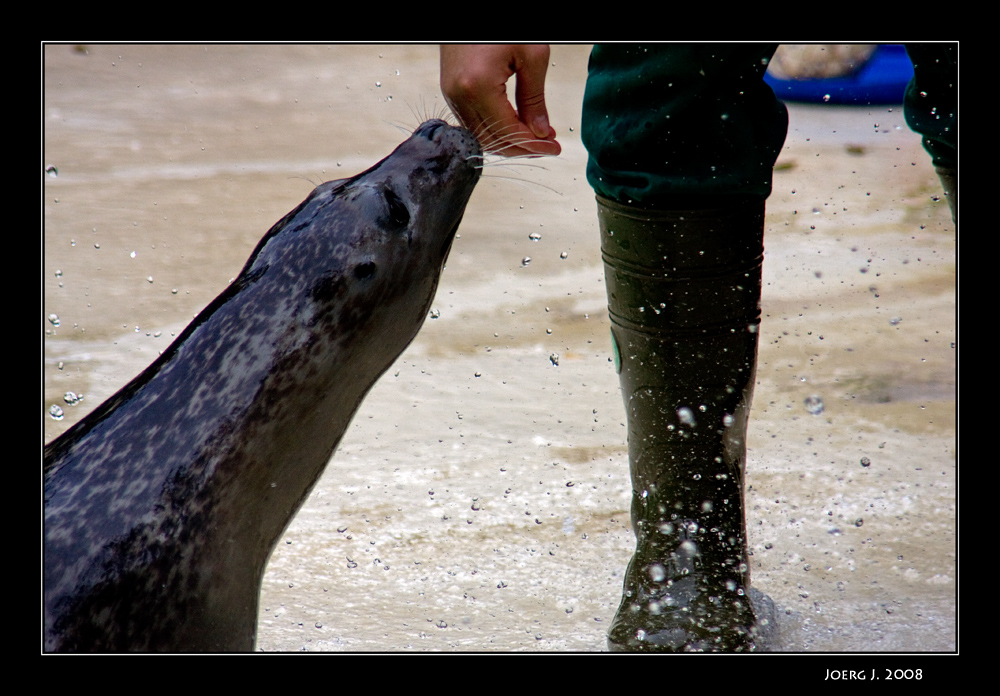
[420,120,444,139]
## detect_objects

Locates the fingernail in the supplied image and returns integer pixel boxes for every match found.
[531,115,551,139]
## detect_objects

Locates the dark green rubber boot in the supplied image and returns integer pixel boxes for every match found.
[599,195,770,652]
[935,166,956,224]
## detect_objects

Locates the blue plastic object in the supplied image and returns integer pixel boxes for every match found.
[764,45,914,105]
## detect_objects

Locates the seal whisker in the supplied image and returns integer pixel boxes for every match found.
[468,152,555,178]
[436,103,458,125]
[463,120,561,194]
[480,171,563,196]
[392,103,463,140]
[387,119,417,136]
[480,128,559,159]
[482,158,553,171]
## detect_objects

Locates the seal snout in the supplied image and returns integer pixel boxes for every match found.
[413,119,481,162]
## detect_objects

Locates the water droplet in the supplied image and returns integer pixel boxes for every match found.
[528,232,541,242]
[49,404,65,420]
[521,256,531,267]
[723,413,735,427]
[823,94,831,102]
[63,391,83,406]
[549,353,559,366]
[677,406,696,427]
[429,308,441,319]
[560,251,568,259]
[648,563,666,582]
[889,316,902,326]
[804,395,824,415]
[854,518,864,527]
[860,457,871,467]
[47,313,60,326]
[45,164,59,177]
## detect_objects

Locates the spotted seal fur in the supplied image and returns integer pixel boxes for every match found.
[44,119,482,652]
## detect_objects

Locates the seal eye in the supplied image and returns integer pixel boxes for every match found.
[353,261,377,280]
[381,186,410,231]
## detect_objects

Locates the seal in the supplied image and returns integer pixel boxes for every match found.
[43,119,482,652]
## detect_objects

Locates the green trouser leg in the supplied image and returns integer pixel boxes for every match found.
[599,195,770,652]
[903,44,957,225]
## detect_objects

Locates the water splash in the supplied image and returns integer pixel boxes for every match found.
[804,395,825,415]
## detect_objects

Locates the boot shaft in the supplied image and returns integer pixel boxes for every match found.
[598,196,764,505]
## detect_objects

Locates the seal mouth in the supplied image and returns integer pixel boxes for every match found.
[441,214,464,261]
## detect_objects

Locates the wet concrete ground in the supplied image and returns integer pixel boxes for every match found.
[43,44,956,655]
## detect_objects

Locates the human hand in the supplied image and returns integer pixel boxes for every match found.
[440,44,561,158]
